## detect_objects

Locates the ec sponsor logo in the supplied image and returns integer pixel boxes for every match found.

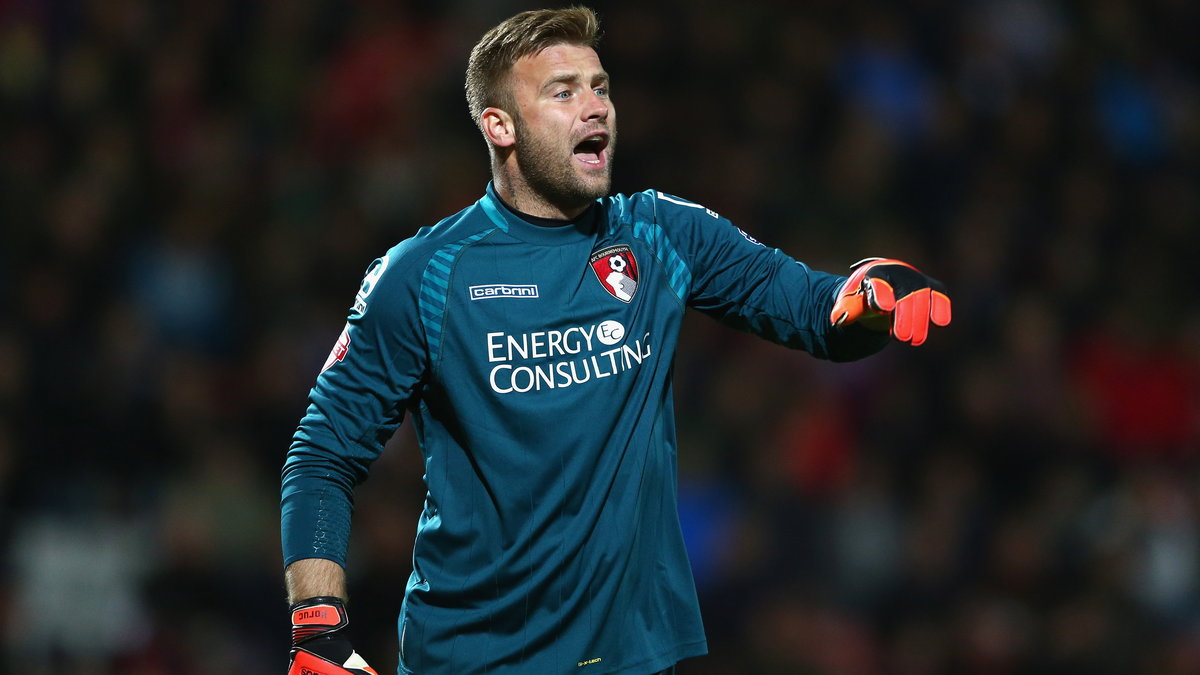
[596,320,624,345]
[469,284,539,300]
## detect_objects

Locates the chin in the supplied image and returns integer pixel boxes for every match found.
[586,179,612,199]
[579,171,612,198]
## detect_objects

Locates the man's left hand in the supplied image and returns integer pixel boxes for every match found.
[830,257,952,346]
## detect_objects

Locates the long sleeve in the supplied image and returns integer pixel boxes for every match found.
[280,244,429,567]
[629,190,891,362]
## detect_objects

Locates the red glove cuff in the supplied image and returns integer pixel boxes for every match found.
[290,596,350,646]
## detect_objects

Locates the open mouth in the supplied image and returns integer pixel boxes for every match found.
[573,132,609,166]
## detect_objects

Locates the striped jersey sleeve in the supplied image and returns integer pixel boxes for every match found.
[619,189,892,361]
[280,218,475,566]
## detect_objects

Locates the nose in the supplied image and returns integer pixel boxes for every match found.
[582,90,609,122]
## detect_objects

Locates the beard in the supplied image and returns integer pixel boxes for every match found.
[513,113,614,214]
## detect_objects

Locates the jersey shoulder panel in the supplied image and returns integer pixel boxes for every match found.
[363,202,503,306]
[385,203,500,274]
[385,201,508,370]
[608,189,724,230]
[602,190,729,302]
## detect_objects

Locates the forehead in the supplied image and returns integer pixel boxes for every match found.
[511,43,605,89]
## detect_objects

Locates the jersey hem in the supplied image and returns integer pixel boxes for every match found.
[395,639,708,675]
[595,639,708,675]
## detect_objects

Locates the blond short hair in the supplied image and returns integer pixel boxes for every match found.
[465,6,601,132]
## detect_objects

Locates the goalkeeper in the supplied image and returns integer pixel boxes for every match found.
[281,6,950,675]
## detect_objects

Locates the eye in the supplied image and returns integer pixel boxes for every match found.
[594,87,608,97]
[554,90,571,100]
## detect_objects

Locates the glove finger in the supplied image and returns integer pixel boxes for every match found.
[290,648,379,675]
[848,256,887,271]
[344,650,379,675]
[930,290,952,327]
[865,277,897,313]
[290,649,345,675]
[894,290,932,346]
[829,291,867,326]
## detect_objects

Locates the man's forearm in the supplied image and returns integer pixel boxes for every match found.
[285,558,348,603]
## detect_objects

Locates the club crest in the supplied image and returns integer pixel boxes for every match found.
[589,244,639,303]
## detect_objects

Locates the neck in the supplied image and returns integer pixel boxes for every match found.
[492,158,590,220]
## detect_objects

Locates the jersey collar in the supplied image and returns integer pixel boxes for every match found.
[479,182,600,246]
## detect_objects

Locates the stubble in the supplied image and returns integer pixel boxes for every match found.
[513,113,614,215]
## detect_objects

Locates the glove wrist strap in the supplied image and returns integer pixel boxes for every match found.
[290,596,350,646]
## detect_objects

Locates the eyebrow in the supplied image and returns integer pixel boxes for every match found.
[540,71,610,93]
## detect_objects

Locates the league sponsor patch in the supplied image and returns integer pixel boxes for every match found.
[589,244,639,303]
[352,256,389,317]
[321,322,351,373]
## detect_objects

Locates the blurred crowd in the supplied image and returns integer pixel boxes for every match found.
[2,0,1198,673]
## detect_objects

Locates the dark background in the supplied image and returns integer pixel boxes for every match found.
[2,0,1198,673]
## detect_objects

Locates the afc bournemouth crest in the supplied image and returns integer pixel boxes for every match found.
[589,244,639,303]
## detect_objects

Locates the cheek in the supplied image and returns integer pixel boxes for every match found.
[532,102,578,127]
[516,107,548,136]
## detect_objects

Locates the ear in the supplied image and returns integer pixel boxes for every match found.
[481,107,517,149]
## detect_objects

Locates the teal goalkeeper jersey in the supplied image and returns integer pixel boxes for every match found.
[281,183,889,675]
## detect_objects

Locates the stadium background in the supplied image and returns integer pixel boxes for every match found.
[2,0,1198,672]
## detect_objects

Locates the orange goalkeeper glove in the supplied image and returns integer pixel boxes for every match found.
[288,597,378,675]
[830,257,952,346]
